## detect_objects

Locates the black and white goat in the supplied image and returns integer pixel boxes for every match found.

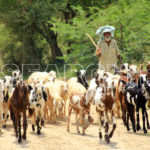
[76,70,89,89]
[111,63,129,75]
[29,86,47,135]
[121,75,150,133]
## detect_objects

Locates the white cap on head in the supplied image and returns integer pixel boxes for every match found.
[102,28,112,34]
[96,25,115,42]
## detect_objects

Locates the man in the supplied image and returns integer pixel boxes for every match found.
[95,25,122,73]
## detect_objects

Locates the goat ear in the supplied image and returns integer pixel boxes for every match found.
[121,64,125,70]
[42,90,47,101]
[28,85,33,91]
[3,78,6,83]
[104,73,108,78]
[95,80,99,86]
[120,80,127,86]
[76,71,80,76]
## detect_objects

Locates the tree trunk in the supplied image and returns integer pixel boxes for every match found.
[63,1,76,55]
[43,23,64,63]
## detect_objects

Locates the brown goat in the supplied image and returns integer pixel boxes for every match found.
[115,75,128,126]
[95,84,116,144]
[67,93,94,135]
[9,81,32,143]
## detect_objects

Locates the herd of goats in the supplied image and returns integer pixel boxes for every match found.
[0,62,150,144]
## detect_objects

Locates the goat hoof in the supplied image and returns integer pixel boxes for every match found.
[147,125,150,129]
[18,138,22,143]
[37,130,41,135]
[6,114,9,119]
[3,125,6,128]
[105,135,110,144]
[23,135,26,140]
[41,120,44,126]
[137,125,141,131]
[123,121,126,126]
[32,125,35,131]
[109,132,113,138]
[144,129,147,134]
[99,132,102,139]
[133,129,136,133]
[82,130,85,135]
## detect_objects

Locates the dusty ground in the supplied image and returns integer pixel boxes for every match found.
[0,105,150,150]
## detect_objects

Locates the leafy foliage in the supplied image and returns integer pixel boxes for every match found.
[0,0,150,76]
[53,0,150,66]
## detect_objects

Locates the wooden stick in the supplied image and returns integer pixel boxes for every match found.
[86,33,98,49]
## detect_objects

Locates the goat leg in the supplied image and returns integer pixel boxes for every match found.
[2,103,7,128]
[67,105,72,133]
[96,110,102,139]
[81,117,85,135]
[0,104,3,133]
[142,108,147,133]
[36,117,41,135]
[75,114,80,134]
[23,111,27,140]
[41,108,45,126]
[30,113,35,131]
[18,115,22,143]
[126,114,130,131]
[109,110,116,138]
[136,107,141,131]
[104,111,110,144]
[130,109,136,133]
[145,110,150,129]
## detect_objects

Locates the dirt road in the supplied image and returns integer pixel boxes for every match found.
[0,105,150,150]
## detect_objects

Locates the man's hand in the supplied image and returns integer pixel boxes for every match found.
[95,48,101,57]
